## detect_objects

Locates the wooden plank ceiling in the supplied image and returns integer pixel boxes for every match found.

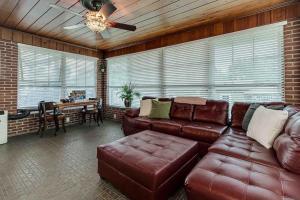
[0,0,291,50]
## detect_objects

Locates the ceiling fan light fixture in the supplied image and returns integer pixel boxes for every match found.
[85,11,106,32]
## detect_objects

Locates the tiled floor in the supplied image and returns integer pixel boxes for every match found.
[0,121,186,200]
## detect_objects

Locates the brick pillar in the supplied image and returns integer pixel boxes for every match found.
[0,39,18,113]
[284,17,300,105]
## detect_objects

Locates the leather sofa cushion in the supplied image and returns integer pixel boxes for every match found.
[151,119,186,136]
[226,127,247,137]
[135,117,152,130]
[231,102,250,128]
[182,122,227,143]
[193,100,228,125]
[209,129,280,167]
[98,130,199,190]
[185,152,300,200]
[125,108,140,118]
[274,112,300,174]
[170,102,193,121]
[123,116,152,136]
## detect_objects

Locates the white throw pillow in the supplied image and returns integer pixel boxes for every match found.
[139,99,153,117]
[246,106,288,149]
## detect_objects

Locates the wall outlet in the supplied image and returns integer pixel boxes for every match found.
[66,117,70,123]
[113,114,117,119]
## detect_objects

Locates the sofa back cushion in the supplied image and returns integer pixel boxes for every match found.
[231,102,286,129]
[273,111,300,174]
[170,102,194,121]
[193,100,228,125]
[231,102,251,128]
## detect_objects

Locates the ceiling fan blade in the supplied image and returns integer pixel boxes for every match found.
[49,4,84,18]
[64,24,86,30]
[99,29,111,39]
[100,2,117,19]
[108,22,136,31]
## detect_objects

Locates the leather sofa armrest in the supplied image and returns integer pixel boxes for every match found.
[125,108,140,118]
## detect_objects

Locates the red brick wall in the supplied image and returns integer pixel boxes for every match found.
[8,109,83,136]
[0,39,102,136]
[0,40,18,113]
[284,18,300,105]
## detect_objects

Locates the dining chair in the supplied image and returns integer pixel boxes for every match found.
[37,101,66,137]
[81,98,103,127]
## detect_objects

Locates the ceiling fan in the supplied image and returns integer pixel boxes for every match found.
[49,0,136,39]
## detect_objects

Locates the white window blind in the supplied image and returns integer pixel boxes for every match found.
[210,23,284,107]
[107,22,285,108]
[18,44,98,108]
[64,53,97,100]
[108,49,162,107]
[163,40,210,97]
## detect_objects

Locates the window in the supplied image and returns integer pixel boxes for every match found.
[209,24,284,107]
[18,44,98,108]
[107,22,285,108]
[107,49,162,107]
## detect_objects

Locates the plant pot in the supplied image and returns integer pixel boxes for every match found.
[124,99,132,108]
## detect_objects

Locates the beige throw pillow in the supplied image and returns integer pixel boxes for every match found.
[246,106,288,149]
[139,99,152,117]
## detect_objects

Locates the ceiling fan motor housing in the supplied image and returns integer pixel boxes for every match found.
[80,0,109,11]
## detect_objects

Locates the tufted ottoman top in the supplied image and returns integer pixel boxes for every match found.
[97,130,198,190]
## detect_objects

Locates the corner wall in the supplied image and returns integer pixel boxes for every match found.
[0,27,102,136]
[284,18,300,105]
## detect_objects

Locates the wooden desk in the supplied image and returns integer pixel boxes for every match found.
[56,100,103,125]
[56,100,97,110]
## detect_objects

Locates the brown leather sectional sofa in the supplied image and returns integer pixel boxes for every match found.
[121,97,300,199]
[185,103,300,200]
[123,97,229,156]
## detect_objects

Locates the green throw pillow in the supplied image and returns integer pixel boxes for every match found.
[148,100,171,119]
[242,103,261,131]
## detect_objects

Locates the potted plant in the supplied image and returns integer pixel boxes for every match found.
[118,82,140,108]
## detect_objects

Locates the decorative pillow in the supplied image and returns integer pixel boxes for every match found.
[148,100,171,119]
[242,103,261,131]
[247,106,288,149]
[139,99,153,117]
[242,104,285,131]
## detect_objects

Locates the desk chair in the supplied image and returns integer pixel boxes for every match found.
[37,101,66,137]
[81,98,103,127]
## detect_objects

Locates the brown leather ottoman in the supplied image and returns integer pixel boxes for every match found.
[97,130,199,200]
